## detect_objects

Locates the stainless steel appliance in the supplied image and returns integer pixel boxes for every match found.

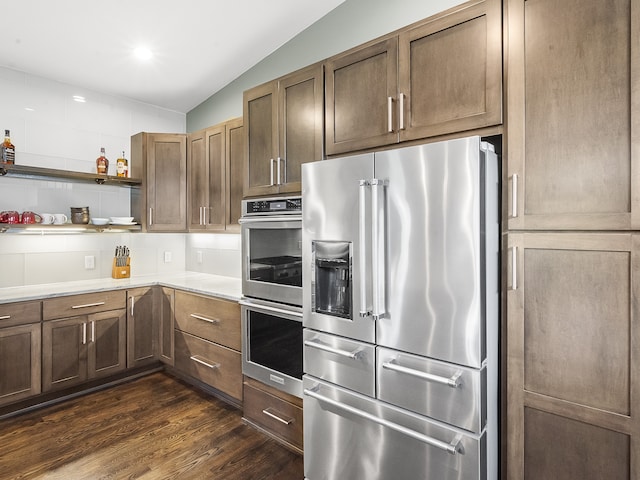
[302,136,499,480]
[240,196,304,397]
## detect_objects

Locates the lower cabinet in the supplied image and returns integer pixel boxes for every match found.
[243,377,303,453]
[42,309,127,392]
[0,301,42,407]
[127,286,158,368]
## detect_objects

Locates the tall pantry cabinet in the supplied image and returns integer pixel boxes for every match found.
[505,0,640,478]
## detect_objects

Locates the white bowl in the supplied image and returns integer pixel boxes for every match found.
[91,217,109,225]
[110,216,134,224]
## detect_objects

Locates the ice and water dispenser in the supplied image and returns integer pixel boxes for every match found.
[312,241,352,319]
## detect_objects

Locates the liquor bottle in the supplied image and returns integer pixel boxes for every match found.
[96,147,109,175]
[116,151,128,177]
[1,130,15,164]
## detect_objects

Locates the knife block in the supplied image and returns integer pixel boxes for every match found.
[111,257,130,279]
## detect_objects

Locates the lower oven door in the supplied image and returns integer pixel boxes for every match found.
[303,376,488,480]
[240,297,303,398]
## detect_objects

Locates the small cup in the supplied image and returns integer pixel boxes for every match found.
[0,211,20,224]
[21,211,42,224]
[41,213,54,225]
[53,213,68,225]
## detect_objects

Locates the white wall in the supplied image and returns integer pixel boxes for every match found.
[0,66,241,288]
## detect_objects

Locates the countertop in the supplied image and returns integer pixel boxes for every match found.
[0,272,242,304]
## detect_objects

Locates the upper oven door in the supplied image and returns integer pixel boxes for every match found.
[240,215,302,306]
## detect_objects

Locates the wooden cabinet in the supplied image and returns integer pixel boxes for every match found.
[506,0,639,231]
[243,377,303,453]
[0,301,41,407]
[325,0,501,155]
[173,291,242,400]
[158,287,175,366]
[126,286,157,368]
[187,117,244,232]
[131,132,187,232]
[243,63,323,197]
[42,292,127,392]
[506,233,639,479]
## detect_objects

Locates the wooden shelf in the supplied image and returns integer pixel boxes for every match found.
[0,162,142,186]
[0,223,142,234]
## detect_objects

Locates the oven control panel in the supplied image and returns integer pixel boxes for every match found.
[243,196,302,215]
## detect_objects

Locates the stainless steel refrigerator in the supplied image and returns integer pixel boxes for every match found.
[301,136,499,480]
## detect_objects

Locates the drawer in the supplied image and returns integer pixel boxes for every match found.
[43,290,126,320]
[303,329,375,397]
[175,330,242,400]
[377,346,486,433]
[243,380,303,450]
[0,300,41,327]
[175,291,241,350]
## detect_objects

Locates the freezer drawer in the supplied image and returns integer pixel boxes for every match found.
[303,329,375,397]
[303,377,487,480]
[377,347,486,433]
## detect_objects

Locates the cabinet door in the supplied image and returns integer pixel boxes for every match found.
[0,323,41,406]
[147,133,187,231]
[127,287,158,368]
[187,129,208,231]
[226,118,244,231]
[159,287,175,366]
[506,233,640,479]
[244,82,279,197]
[325,37,398,155]
[398,0,502,142]
[277,63,324,194]
[43,317,87,392]
[205,124,226,230]
[507,0,639,230]
[88,310,127,379]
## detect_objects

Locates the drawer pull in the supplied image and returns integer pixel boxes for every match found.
[382,360,462,388]
[0,315,10,320]
[304,339,364,360]
[71,301,106,309]
[190,313,219,324]
[262,407,294,425]
[190,355,220,370]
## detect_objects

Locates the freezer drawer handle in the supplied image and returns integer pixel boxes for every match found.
[382,360,462,388]
[71,301,105,309]
[262,407,294,425]
[304,386,462,455]
[190,355,220,370]
[304,339,364,360]
[190,313,220,324]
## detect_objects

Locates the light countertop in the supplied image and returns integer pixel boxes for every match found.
[0,272,242,304]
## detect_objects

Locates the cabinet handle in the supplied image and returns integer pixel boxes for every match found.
[190,355,220,370]
[0,315,10,320]
[190,313,220,324]
[399,92,405,130]
[510,174,518,218]
[382,360,462,388]
[72,301,105,309]
[262,407,294,425]
[270,158,276,186]
[276,157,282,185]
[387,96,394,132]
[149,207,153,226]
[203,207,208,226]
[91,320,95,343]
[82,322,87,345]
[510,246,518,291]
[130,296,135,316]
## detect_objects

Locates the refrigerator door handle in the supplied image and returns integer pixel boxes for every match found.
[382,360,463,388]
[304,386,462,455]
[359,180,372,318]
[371,178,386,320]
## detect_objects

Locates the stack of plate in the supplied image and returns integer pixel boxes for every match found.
[110,216,135,225]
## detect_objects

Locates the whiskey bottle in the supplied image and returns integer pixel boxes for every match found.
[1,130,15,164]
[116,151,128,177]
[96,147,109,175]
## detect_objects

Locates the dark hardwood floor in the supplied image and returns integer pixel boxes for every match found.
[0,373,303,479]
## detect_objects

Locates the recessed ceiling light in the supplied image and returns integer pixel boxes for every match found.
[134,46,153,61]
[73,95,86,103]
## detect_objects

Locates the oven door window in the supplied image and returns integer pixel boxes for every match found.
[248,227,302,288]
[248,310,303,380]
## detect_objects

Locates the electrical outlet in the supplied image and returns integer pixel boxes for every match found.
[196,251,203,264]
[84,255,95,270]
[164,251,172,263]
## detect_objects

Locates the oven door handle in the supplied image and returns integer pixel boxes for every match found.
[238,216,302,224]
[239,299,303,318]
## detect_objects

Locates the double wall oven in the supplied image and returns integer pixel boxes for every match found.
[239,196,303,398]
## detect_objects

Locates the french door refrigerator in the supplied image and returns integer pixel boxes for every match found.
[301,136,499,480]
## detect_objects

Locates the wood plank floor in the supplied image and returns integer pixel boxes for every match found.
[0,373,303,479]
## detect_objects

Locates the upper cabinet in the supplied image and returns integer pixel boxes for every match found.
[187,117,244,232]
[131,132,187,232]
[325,0,502,155]
[243,63,323,197]
[507,0,639,230]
